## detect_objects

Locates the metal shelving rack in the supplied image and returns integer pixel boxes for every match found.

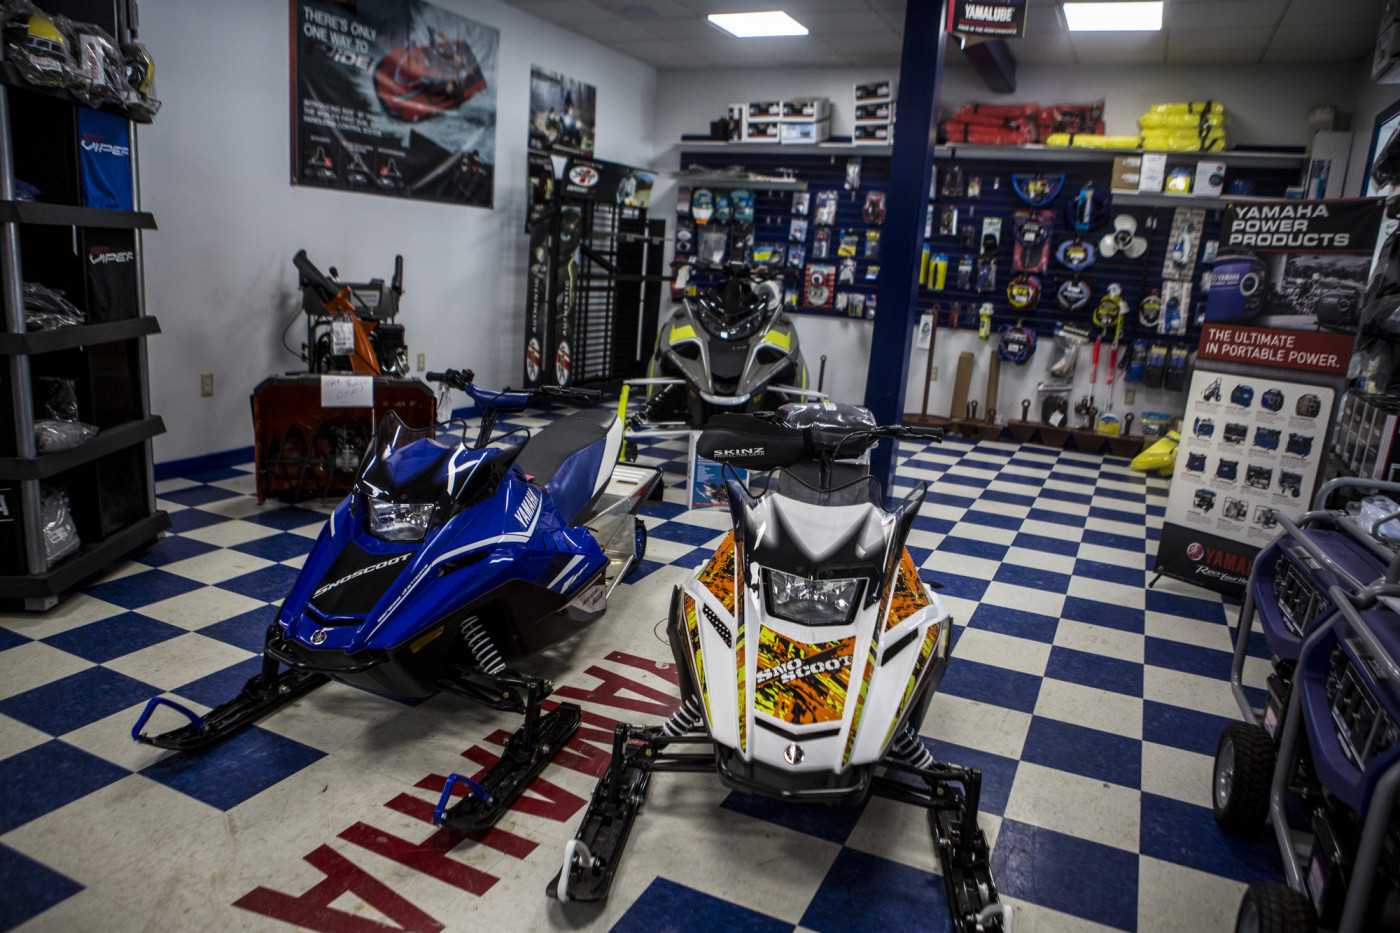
[0,1,167,609]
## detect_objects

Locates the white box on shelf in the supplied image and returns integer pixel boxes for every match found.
[748,100,782,120]
[780,98,830,122]
[854,80,893,102]
[853,123,891,143]
[780,119,831,144]
[1194,161,1227,197]
[1305,131,1352,198]
[744,120,781,142]
[854,100,894,124]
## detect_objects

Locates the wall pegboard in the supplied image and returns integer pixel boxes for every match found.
[676,147,1302,348]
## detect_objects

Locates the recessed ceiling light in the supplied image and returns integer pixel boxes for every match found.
[1063,1,1163,31]
[707,11,808,38]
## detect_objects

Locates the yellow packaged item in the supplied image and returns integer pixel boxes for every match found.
[1145,101,1226,117]
[1139,111,1226,130]
[1044,133,1141,149]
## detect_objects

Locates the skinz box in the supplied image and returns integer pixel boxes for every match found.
[747,101,782,120]
[745,120,781,142]
[854,123,891,143]
[855,80,893,102]
[781,98,831,122]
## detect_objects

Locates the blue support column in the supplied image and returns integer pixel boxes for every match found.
[864,0,949,499]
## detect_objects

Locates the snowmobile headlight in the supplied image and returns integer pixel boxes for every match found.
[765,570,861,625]
[366,499,436,542]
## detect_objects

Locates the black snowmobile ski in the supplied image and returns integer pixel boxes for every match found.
[435,675,583,832]
[132,641,328,751]
[549,724,1008,931]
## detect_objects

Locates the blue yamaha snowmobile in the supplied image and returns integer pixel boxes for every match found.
[133,369,661,831]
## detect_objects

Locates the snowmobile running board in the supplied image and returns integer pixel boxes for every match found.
[547,722,1010,932]
[132,656,329,751]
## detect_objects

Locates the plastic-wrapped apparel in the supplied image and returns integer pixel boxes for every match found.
[22,281,85,330]
[33,377,98,453]
[40,486,80,564]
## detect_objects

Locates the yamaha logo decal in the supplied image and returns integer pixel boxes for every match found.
[310,629,327,645]
[1186,543,1205,561]
[783,743,804,765]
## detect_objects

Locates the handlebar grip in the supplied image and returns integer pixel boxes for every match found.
[392,255,404,293]
[292,249,341,302]
[425,371,447,383]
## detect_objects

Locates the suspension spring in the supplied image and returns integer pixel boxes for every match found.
[461,616,506,675]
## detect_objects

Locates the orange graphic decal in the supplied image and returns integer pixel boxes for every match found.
[698,532,737,613]
[883,624,941,747]
[755,628,855,725]
[683,596,711,723]
[885,548,931,630]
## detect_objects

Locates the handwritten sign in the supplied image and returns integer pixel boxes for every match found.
[320,375,374,409]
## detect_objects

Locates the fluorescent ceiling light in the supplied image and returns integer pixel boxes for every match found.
[1063,1,1163,31]
[707,11,808,38]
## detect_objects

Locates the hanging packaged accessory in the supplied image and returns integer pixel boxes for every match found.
[713,191,733,224]
[731,189,754,225]
[1144,343,1167,387]
[1127,339,1148,381]
[1013,209,1054,272]
[978,302,993,339]
[1093,283,1125,329]
[1165,346,1189,390]
[942,165,965,198]
[691,188,714,224]
[998,322,1037,364]
[1038,383,1072,426]
[1012,172,1065,206]
[977,258,997,293]
[1050,322,1090,379]
[1056,276,1092,311]
[1006,273,1041,310]
[1056,237,1097,271]
[957,256,974,290]
[1139,288,1162,326]
[1066,180,1109,232]
[1098,214,1148,259]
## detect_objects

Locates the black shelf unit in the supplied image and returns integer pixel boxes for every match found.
[0,0,167,609]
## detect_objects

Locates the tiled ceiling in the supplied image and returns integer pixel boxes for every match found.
[501,0,1381,67]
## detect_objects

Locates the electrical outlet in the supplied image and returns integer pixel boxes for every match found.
[1124,389,1135,405]
[930,366,939,381]
[200,373,214,397]
[417,353,426,372]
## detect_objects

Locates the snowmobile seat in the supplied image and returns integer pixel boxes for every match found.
[516,409,622,524]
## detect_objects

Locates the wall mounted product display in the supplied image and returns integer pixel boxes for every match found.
[140,369,663,839]
[522,156,663,388]
[0,0,167,608]
[1155,197,1384,597]
[290,0,497,207]
[527,66,594,156]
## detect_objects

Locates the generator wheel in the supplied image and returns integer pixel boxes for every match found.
[626,518,647,580]
[1234,882,1315,933]
[1214,722,1275,835]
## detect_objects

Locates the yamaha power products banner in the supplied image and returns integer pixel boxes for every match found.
[291,0,498,208]
[1154,197,1384,597]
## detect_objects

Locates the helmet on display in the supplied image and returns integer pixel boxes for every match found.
[4,9,73,86]
[121,41,154,96]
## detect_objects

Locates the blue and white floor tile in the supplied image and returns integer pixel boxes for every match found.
[0,416,1280,932]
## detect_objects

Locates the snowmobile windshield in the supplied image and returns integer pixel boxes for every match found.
[772,402,876,431]
[692,280,773,341]
[356,411,523,517]
[731,469,925,606]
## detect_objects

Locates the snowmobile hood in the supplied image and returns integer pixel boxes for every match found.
[672,475,947,782]
[357,431,523,519]
[658,303,806,403]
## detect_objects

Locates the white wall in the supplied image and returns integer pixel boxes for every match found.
[137,0,657,462]
[652,60,1365,421]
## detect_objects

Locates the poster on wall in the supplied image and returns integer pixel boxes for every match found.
[528,67,596,156]
[1154,197,1384,597]
[290,0,498,208]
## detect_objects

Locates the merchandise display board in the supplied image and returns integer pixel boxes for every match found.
[1154,197,1384,596]
[290,0,498,207]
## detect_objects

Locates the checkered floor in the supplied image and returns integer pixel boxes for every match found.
[0,409,1282,933]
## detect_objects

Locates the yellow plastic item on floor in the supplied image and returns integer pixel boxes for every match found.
[1044,133,1142,149]
[1131,430,1179,476]
[1145,102,1226,117]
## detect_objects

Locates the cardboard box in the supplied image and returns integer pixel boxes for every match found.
[854,123,891,143]
[744,119,781,142]
[780,98,830,122]
[854,80,892,102]
[854,100,893,124]
[747,101,782,120]
[1111,155,1143,193]
[1138,152,1167,193]
[1305,131,1352,198]
[780,119,831,144]
[1194,160,1227,197]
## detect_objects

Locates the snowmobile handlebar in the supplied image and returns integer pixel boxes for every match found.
[689,259,798,282]
[427,369,602,408]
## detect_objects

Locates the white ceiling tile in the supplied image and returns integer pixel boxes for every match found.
[609,37,696,66]
[509,0,614,25]
[562,18,657,42]
[1007,33,1076,64]
[1280,0,1384,25]
[1267,21,1378,51]
[1165,27,1273,63]
[1261,44,1372,62]
[1167,1,1285,30]
[587,0,696,17]
[798,12,900,35]
[1067,31,1167,64]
